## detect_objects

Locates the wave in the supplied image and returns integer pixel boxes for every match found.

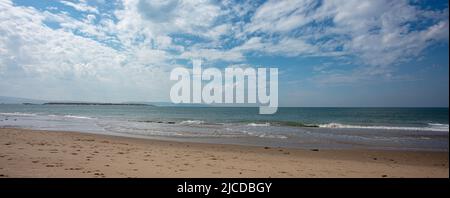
[247,122,270,127]
[0,112,95,120]
[244,121,318,127]
[427,123,449,131]
[0,112,37,116]
[240,130,288,139]
[257,134,288,139]
[179,120,205,125]
[318,122,449,132]
[63,115,94,119]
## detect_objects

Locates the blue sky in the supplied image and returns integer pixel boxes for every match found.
[0,0,448,107]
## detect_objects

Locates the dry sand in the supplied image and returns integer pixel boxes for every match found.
[0,128,448,178]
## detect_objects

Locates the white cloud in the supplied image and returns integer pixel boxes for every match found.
[245,0,319,33]
[235,37,319,57]
[319,0,449,66]
[242,0,448,62]
[234,0,449,84]
[0,0,448,100]
[0,0,174,101]
[180,48,244,62]
[114,0,224,45]
[60,0,100,14]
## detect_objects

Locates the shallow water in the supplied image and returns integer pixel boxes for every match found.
[0,105,448,151]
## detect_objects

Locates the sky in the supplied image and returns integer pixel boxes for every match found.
[0,0,448,107]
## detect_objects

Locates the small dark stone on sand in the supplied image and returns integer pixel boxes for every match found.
[264,147,270,149]
[311,149,319,152]
[382,175,388,178]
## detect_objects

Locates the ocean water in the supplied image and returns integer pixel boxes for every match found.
[0,104,448,151]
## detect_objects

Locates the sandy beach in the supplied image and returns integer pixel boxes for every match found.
[0,128,448,178]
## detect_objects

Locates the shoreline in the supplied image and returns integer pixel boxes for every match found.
[0,128,448,178]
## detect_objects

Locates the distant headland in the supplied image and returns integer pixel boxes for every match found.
[43,102,152,106]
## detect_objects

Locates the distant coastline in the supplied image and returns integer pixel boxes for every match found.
[42,102,152,106]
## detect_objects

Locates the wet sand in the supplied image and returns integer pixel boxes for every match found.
[0,128,448,178]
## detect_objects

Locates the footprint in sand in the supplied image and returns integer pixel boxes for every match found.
[66,167,83,170]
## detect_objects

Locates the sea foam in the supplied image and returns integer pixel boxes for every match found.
[318,122,449,132]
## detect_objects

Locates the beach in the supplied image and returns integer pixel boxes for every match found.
[0,128,448,178]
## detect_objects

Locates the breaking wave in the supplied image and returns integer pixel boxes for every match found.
[63,115,94,119]
[0,112,37,116]
[179,120,205,125]
[247,122,271,127]
[318,122,449,132]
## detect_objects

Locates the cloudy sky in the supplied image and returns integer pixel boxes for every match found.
[0,0,448,106]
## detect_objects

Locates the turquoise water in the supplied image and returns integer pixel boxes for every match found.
[0,104,448,151]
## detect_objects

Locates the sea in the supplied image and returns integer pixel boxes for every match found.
[0,104,448,151]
